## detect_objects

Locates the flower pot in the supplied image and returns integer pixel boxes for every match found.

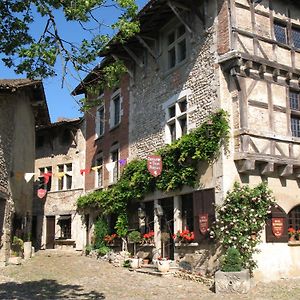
[130,258,140,269]
[157,260,170,273]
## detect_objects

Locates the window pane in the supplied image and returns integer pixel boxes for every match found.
[58,178,63,191]
[180,117,187,136]
[59,216,71,239]
[182,194,194,231]
[66,164,72,172]
[178,39,186,62]
[66,175,72,189]
[168,105,176,118]
[168,47,176,69]
[111,150,119,181]
[99,107,105,135]
[290,91,300,110]
[292,28,300,48]
[274,23,287,44]
[179,99,187,112]
[291,117,300,137]
[169,123,176,142]
[288,206,300,230]
[96,157,103,187]
[168,31,175,45]
[113,96,120,126]
[177,25,185,38]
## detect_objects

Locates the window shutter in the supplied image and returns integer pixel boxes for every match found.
[95,109,100,139]
[265,206,288,243]
[193,189,215,241]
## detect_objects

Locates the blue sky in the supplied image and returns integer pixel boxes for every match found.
[0,1,147,122]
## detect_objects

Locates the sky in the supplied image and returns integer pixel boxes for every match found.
[0,0,147,123]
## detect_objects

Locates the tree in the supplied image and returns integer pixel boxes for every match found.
[0,0,139,79]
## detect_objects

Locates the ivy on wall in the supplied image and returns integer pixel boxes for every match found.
[77,109,230,236]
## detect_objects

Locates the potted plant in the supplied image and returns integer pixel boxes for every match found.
[23,233,32,260]
[288,227,296,241]
[128,230,141,269]
[172,229,194,245]
[9,236,24,265]
[215,247,251,294]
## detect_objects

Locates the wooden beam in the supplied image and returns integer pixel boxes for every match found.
[237,159,256,174]
[278,164,293,177]
[136,35,158,59]
[122,45,144,68]
[261,162,275,175]
[111,54,134,79]
[167,1,193,34]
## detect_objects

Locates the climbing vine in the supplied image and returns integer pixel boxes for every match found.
[77,109,230,236]
[210,182,276,272]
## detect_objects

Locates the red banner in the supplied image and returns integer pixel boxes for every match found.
[199,213,209,235]
[37,189,47,199]
[272,217,284,238]
[147,155,162,177]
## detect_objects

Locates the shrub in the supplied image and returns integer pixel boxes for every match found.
[221,247,242,272]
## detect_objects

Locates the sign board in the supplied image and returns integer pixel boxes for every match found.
[199,213,209,235]
[147,155,162,177]
[272,217,284,238]
[37,189,47,199]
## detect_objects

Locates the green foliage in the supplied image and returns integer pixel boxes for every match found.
[11,236,24,256]
[221,247,242,272]
[85,244,93,255]
[123,259,131,268]
[77,110,230,238]
[128,230,141,243]
[0,0,138,78]
[210,182,276,272]
[97,245,110,256]
[93,217,109,250]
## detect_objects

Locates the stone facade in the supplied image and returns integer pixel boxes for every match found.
[33,119,86,251]
[0,79,50,265]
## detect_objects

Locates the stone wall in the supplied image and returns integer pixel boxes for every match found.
[129,3,219,165]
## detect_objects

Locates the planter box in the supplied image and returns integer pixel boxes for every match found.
[215,269,251,294]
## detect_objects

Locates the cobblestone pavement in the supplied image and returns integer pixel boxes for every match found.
[0,250,299,299]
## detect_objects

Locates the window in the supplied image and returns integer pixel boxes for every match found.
[57,163,72,190]
[166,24,187,70]
[288,206,300,230]
[111,148,119,182]
[39,166,52,191]
[165,96,188,143]
[289,90,300,137]
[110,93,121,128]
[95,154,103,188]
[182,194,194,231]
[274,22,287,44]
[292,27,300,49]
[96,106,105,138]
[58,215,71,239]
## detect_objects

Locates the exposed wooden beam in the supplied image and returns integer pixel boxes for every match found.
[261,162,275,175]
[167,1,193,34]
[278,164,293,177]
[111,54,134,79]
[122,45,144,68]
[136,35,158,60]
[236,159,256,173]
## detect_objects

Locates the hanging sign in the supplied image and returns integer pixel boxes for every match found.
[199,213,209,235]
[147,155,162,177]
[272,217,284,238]
[37,189,47,199]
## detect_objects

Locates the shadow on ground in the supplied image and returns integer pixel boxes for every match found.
[0,279,105,299]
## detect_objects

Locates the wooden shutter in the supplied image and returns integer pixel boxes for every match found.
[193,189,215,241]
[265,206,288,243]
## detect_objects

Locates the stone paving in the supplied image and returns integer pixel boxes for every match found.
[0,250,299,299]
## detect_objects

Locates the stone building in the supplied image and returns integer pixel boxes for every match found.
[0,79,50,265]
[73,65,131,241]
[75,0,300,281]
[33,119,86,251]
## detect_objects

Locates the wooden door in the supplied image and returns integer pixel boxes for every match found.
[46,216,55,249]
[160,197,174,260]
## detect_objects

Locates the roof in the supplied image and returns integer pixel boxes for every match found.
[0,79,51,126]
[36,118,83,131]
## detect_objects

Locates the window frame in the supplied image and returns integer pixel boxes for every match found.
[163,90,190,144]
[161,19,189,72]
[56,163,73,191]
[289,90,300,138]
[95,105,105,138]
[95,153,104,188]
[110,89,122,129]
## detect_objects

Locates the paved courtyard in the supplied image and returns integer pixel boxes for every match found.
[0,250,299,299]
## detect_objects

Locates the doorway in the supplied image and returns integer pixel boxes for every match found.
[46,216,55,249]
